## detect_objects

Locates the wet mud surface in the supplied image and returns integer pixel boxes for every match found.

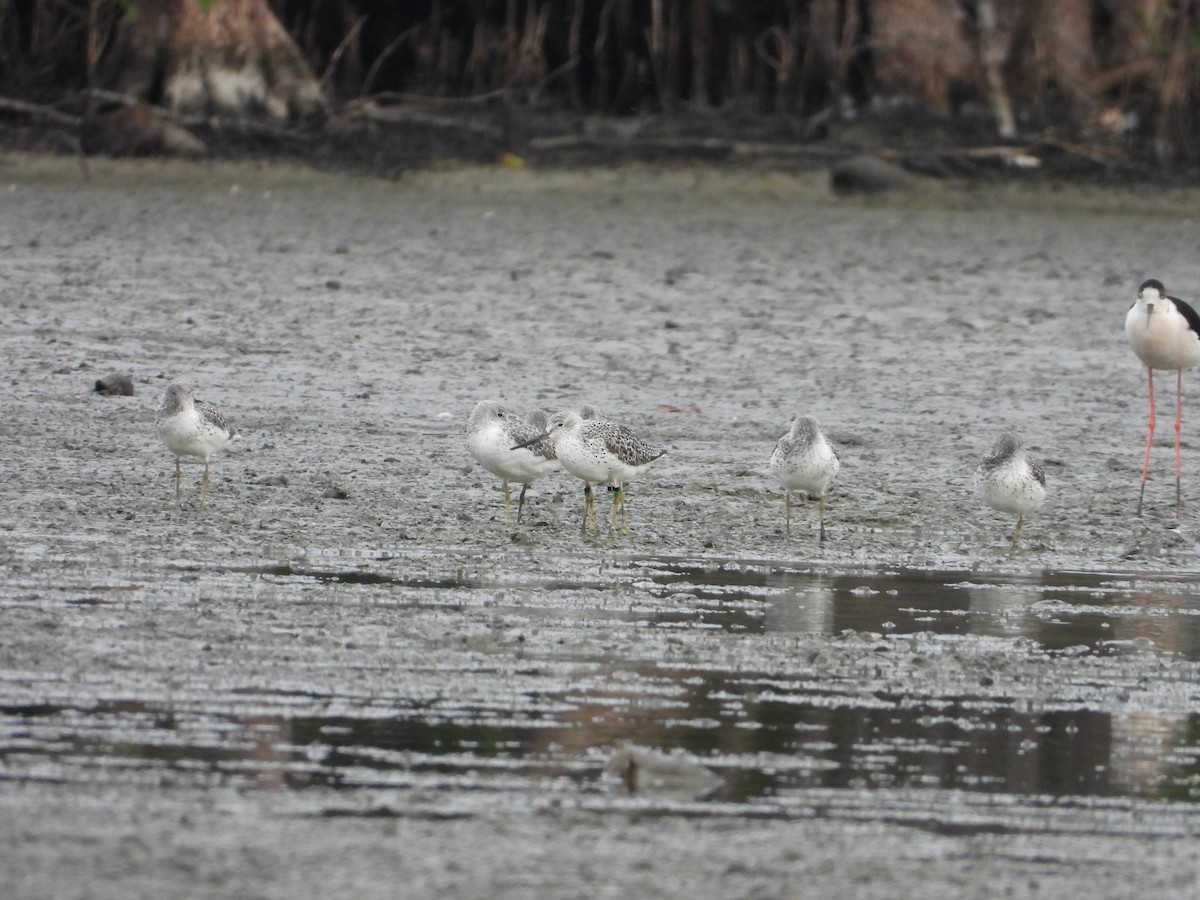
[3,154,1200,897]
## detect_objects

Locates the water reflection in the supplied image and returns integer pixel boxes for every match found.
[220,559,1200,661]
[643,561,1200,660]
[1109,711,1189,797]
[5,686,1199,806]
[5,561,1200,815]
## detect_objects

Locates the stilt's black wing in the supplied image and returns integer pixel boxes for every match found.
[1168,294,1200,339]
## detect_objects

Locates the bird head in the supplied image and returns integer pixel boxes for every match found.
[1138,278,1166,317]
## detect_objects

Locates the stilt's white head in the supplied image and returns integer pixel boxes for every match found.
[1138,278,1166,318]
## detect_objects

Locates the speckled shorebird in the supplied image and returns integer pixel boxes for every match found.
[768,415,840,541]
[154,383,237,507]
[1125,278,1200,517]
[975,432,1046,545]
[515,410,665,532]
[467,400,559,523]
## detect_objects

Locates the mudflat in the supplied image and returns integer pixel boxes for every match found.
[3,153,1200,898]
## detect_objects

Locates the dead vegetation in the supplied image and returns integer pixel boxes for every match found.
[1,1,1200,168]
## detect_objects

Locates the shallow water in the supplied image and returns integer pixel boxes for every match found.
[5,558,1200,818]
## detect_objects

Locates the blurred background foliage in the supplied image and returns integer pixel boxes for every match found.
[2,0,1200,161]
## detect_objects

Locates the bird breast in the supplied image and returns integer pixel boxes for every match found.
[1126,302,1200,371]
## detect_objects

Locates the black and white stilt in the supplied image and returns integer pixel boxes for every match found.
[1125,278,1200,517]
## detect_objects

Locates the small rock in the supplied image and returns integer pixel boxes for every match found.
[93,373,135,396]
[256,475,289,487]
[830,154,910,195]
[322,486,350,500]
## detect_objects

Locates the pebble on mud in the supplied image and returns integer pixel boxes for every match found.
[93,373,135,396]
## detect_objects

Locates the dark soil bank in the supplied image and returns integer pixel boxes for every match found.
[3,154,1200,899]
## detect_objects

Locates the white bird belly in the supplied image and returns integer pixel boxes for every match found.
[156,412,233,461]
[977,459,1045,516]
[1126,306,1200,371]
[469,424,556,483]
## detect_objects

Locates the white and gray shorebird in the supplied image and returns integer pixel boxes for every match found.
[467,400,559,523]
[1125,278,1200,517]
[768,415,840,541]
[514,409,665,532]
[154,383,237,507]
[974,432,1045,545]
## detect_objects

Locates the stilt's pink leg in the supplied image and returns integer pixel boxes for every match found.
[1177,368,1185,518]
[1138,368,1156,516]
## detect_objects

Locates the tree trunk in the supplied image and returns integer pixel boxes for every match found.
[870,0,976,115]
[976,0,1016,138]
[101,0,323,120]
[1029,0,1098,119]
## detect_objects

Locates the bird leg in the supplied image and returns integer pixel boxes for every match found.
[174,458,183,507]
[784,491,792,536]
[818,496,827,543]
[516,483,528,524]
[1138,367,1156,516]
[502,480,512,521]
[608,485,629,533]
[200,460,212,511]
[1011,515,1025,545]
[1177,368,1185,518]
[582,484,595,531]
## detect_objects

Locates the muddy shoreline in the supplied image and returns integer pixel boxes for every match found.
[3,153,1200,898]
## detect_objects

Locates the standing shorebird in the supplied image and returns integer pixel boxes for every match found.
[768,415,840,541]
[466,400,559,523]
[1126,278,1200,517]
[515,410,665,532]
[155,383,237,507]
[975,432,1045,545]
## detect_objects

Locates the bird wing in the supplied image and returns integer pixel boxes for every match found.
[508,419,557,460]
[603,425,665,466]
[1169,295,1200,338]
[770,434,791,465]
[196,400,236,438]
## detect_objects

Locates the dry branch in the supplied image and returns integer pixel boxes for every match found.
[342,99,505,140]
[0,95,80,127]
